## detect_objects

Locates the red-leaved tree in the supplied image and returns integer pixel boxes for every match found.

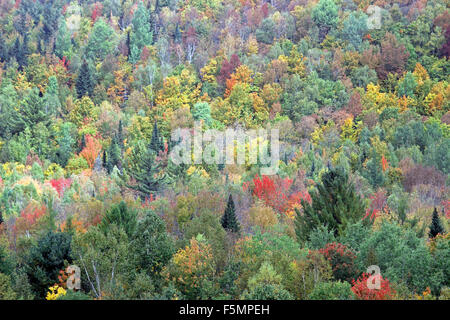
[319,242,359,283]
[351,273,396,300]
[80,134,102,169]
[243,175,311,214]
[50,177,72,198]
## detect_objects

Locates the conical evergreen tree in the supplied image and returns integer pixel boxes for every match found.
[9,87,47,134]
[106,134,122,173]
[221,195,240,233]
[429,207,444,238]
[295,167,366,243]
[76,60,94,98]
[126,141,165,197]
[150,121,164,153]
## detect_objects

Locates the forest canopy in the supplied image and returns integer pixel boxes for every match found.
[0,0,448,301]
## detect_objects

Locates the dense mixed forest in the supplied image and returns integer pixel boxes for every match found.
[0,0,448,300]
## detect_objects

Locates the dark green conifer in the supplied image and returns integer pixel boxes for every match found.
[76,60,94,98]
[150,121,164,153]
[221,195,240,233]
[295,167,366,243]
[429,207,444,238]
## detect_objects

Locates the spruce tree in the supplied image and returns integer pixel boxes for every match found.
[150,121,164,153]
[221,195,240,233]
[76,60,94,98]
[295,167,366,243]
[429,207,444,238]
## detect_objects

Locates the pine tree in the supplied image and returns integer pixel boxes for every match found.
[429,207,444,238]
[76,60,94,98]
[126,141,165,197]
[221,195,240,233]
[9,87,47,134]
[295,167,366,243]
[150,121,164,153]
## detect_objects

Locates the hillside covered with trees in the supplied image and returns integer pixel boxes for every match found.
[0,0,449,300]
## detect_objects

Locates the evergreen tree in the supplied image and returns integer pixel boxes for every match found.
[99,201,137,237]
[76,60,94,98]
[25,231,73,297]
[42,0,61,44]
[55,19,72,59]
[363,148,385,188]
[129,2,153,64]
[429,207,444,238]
[150,121,164,153]
[13,36,28,70]
[295,167,366,243]
[221,195,240,233]
[126,140,165,197]
[106,134,122,173]
[9,87,47,134]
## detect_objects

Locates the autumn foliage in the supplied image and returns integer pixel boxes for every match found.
[351,273,396,300]
[319,242,359,283]
[79,135,102,169]
[243,175,311,214]
[50,177,72,198]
